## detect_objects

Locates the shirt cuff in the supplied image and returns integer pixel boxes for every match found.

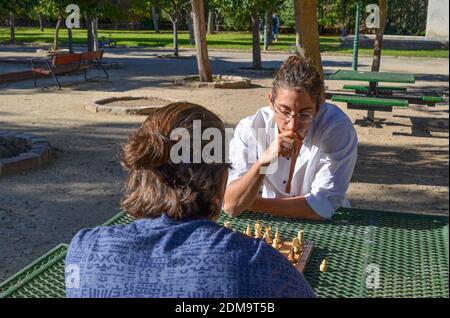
[304,193,335,219]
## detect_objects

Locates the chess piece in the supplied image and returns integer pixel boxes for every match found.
[246,224,252,237]
[254,221,262,238]
[320,259,328,272]
[288,248,297,264]
[298,230,305,249]
[223,221,231,228]
[272,227,281,250]
[292,236,302,254]
[263,226,272,244]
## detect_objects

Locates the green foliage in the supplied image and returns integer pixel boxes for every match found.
[279,0,295,29]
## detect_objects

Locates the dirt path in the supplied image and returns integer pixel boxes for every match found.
[0,46,448,282]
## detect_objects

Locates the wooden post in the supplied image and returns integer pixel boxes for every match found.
[192,0,213,82]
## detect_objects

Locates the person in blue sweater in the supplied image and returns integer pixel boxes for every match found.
[65,102,316,298]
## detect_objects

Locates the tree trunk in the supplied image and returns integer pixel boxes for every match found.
[251,10,262,69]
[264,11,271,51]
[68,28,74,53]
[293,0,323,75]
[53,16,62,51]
[188,12,196,46]
[371,0,388,72]
[151,6,160,33]
[172,20,179,57]
[192,0,213,82]
[293,1,302,49]
[38,13,44,31]
[85,14,93,52]
[207,10,215,34]
[92,17,99,52]
[9,12,15,44]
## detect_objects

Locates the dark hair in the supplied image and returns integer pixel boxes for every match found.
[272,56,325,108]
[120,102,230,220]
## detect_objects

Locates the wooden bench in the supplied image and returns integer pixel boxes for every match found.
[332,94,409,126]
[31,50,109,89]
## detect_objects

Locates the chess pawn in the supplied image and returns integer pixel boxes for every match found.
[254,221,262,238]
[288,248,297,264]
[272,227,281,250]
[298,230,305,249]
[272,238,281,250]
[223,221,231,228]
[292,237,302,254]
[263,226,273,244]
[246,224,252,237]
[320,259,328,272]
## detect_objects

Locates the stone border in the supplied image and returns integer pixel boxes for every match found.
[0,131,52,177]
[175,74,251,89]
[84,96,180,115]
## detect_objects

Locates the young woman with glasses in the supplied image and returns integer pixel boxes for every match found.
[224,56,358,220]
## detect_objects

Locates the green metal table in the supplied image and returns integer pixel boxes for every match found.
[329,70,416,84]
[329,70,417,125]
[1,208,448,298]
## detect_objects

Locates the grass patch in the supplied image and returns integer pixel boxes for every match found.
[0,27,448,58]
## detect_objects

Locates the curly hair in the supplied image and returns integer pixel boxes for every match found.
[120,102,230,220]
[272,55,325,109]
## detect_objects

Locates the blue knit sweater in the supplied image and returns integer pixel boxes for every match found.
[65,213,316,298]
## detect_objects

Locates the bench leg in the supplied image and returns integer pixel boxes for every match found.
[32,72,37,88]
[367,110,375,123]
[49,70,62,89]
[96,59,109,80]
[83,70,88,81]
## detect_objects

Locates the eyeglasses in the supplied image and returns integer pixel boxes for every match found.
[272,100,314,124]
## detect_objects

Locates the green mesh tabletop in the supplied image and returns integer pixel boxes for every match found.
[0,244,68,298]
[1,208,448,298]
[330,70,415,84]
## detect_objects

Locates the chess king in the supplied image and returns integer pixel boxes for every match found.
[224,56,358,220]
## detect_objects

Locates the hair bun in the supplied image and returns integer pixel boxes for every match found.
[122,131,172,170]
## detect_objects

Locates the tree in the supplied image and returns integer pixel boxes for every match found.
[151,6,160,32]
[293,0,323,75]
[0,0,34,44]
[191,0,212,82]
[152,0,191,57]
[371,0,387,72]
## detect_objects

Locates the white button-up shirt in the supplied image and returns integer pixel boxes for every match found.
[227,102,358,219]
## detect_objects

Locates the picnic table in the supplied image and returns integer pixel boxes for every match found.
[0,208,448,298]
[328,70,445,126]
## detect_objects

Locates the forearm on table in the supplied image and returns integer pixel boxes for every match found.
[223,160,266,216]
[251,196,325,220]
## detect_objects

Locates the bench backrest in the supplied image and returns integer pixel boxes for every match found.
[52,53,81,66]
[80,50,103,62]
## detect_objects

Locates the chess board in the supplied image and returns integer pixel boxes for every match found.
[279,240,315,273]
